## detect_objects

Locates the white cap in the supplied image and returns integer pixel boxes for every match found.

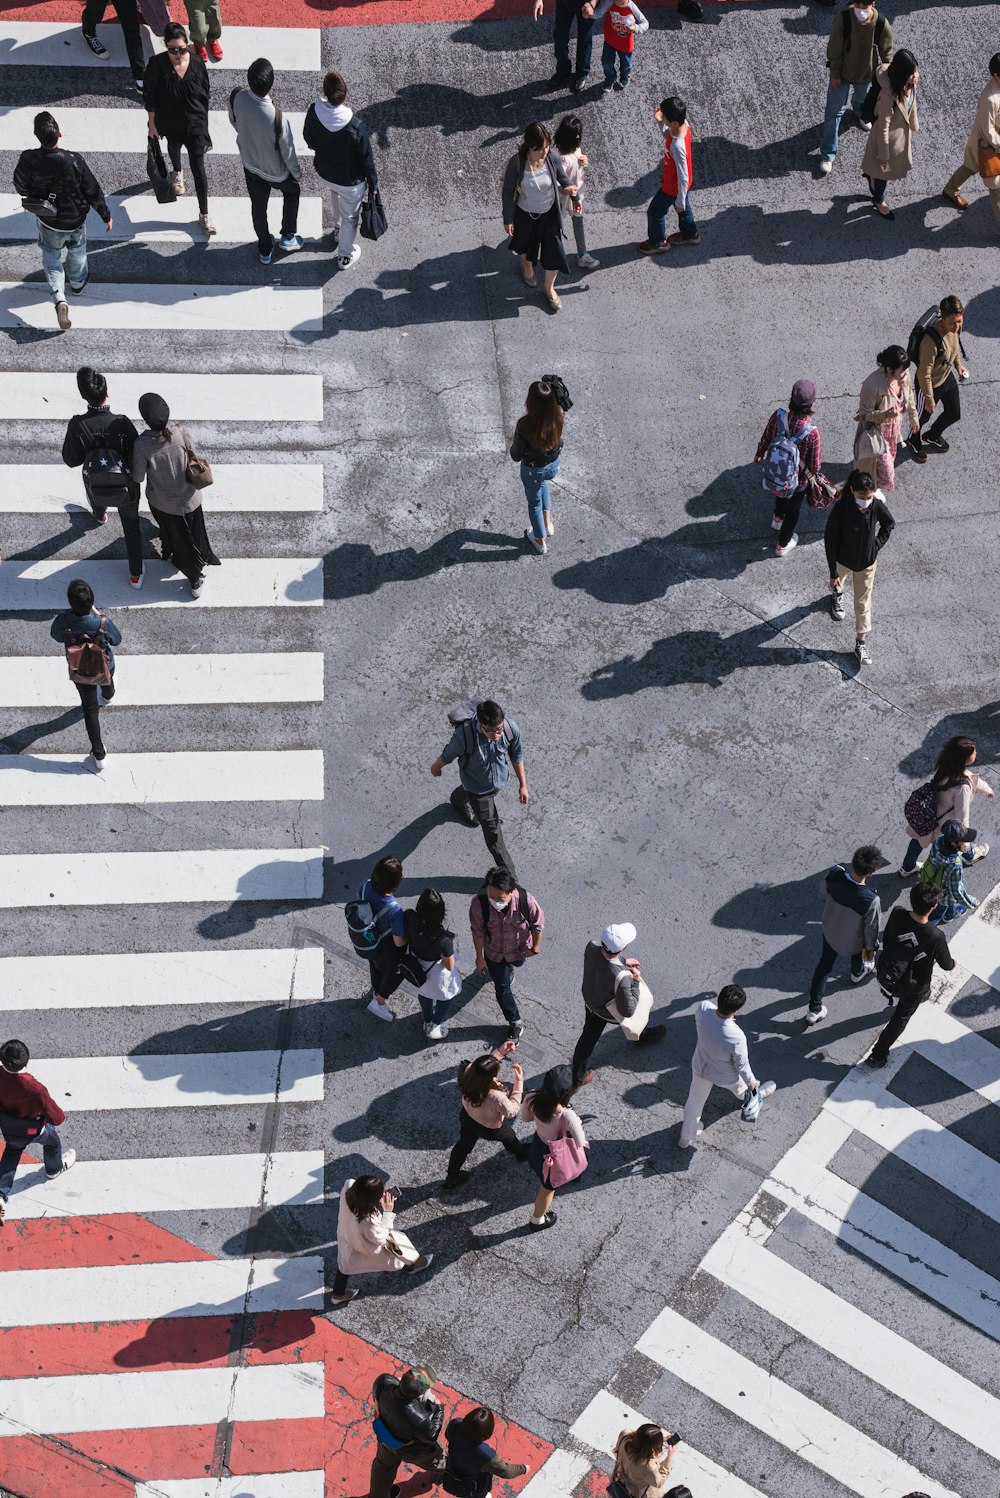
[601,922,636,954]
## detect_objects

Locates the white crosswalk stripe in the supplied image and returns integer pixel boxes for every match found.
[0,371,323,420]
[0,20,321,70]
[2,652,324,705]
[0,463,325,511]
[0,750,324,804]
[0,558,324,608]
[37,1048,324,1109]
[135,1478,325,1498]
[0,279,323,331]
[0,104,306,155]
[0,190,324,242]
[0,848,324,906]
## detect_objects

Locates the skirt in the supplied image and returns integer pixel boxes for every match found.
[151,503,221,584]
[512,203,569,273]
[529,1131,551,1186]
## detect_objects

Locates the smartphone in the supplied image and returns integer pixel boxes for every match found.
[666,1434,681,1447]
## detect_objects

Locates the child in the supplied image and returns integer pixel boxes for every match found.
[591,0,648,95]
[920,819,982,923]
[637,95,700,255]
[553,115,600,271]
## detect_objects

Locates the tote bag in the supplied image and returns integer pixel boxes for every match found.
[360,186,388,241]
[146,136,176,205]
[607,965,654,1042]
[542,1116,588,1188]
[853,421,887,464]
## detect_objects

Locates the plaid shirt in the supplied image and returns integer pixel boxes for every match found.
[755,409,822,493]
[469,889,544,963]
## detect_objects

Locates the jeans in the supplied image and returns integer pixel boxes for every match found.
[870,991,924,1061]
[570,211,588,255]
[602,40,632,86]
[324,179,367,258]
[809,937,866,1010]
[520,457,559,540]
[244,169,300,255]
[774,487,806,548]
[82,0,144,77]
[370,1439,445,1498]
[167,141,209,215]
[918,372,961,446]
[76,677,115,755]
[900,836,922,873]
[38,222,87,304]
[820,80,870,162]
[646,187,697,245]
[418,990,452,1028]
[485,955,522,1024]
[553,0,595,79]
[450,787,516,878]
[572,1007,610,1084]
[0,1119,63,1201]
[680,1069,747,1145]
[446,1108,527,1181]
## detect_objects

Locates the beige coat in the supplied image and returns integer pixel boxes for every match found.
[335,1179,420,1276]
[961,78,1000,176]
[905,771,994,849]
[854,367,917,476]
[861,67,918,183]
[612,1430,675,1498]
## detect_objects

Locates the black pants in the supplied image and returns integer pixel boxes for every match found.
[809,937,866,1010]
[446,1108,527,1181]
[76,677,115,754]
[918,371,961,446]
[870,991,924,1061]
[89,491,143,578]
[553,0,595,79]
[774,487,806,548]
[167,140,209,215]
[572,1007,610,1084]
[82,0,144,78]
[244,169,300,255]
[450,787,516,878]
[368,943,405,1003]
[332,1267,349,1296]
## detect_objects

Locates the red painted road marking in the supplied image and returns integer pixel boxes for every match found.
[0,1214,213,1272]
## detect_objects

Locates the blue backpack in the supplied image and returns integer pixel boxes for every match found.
[761,410,814,499]
[345,881,398,957]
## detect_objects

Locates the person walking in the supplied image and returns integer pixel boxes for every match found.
[920,820,983,924]
[144,22,215,237]
[302,70,378,272]
[183,0,223,62]
[553,114,600,270]
[861,49,918,220]
[571,923,665,1085]
[854,345,919,491]
[442,1041,529,1192]
[368,1364,446,1498]
[678,986,775,1149]
[61,366,143,587]
[403,889,461,1043]
[230,58,302,265]
[754,378,828,557]
[943,53,1000,229]
[502,122,576,311]
[49,578,123,769]
[510,379,565,554]
[445,1407,529,1496]
[591,0,648,96]
[131,393,220,600]
[431,699,527,879]
[80,0,146,90]
[519,1064,588,1231]
[818,0,892,175]
[637,98,699,254]
[906,295,969,460]
[0,1039,76,1226]
[899,734,993,876]
[612,1424,682,1498]
[12,112,113,331]
[806,844,882,1025]
[824,469,895,667]
[354,856,408,1023]
[469,867,544,1041]
[866,885,955,1068]
[330,1176,432,1306]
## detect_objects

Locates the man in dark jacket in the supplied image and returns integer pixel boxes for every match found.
[302,70,377,273]
[12,111,112,331]
[867,884,954,1068]
[369,1364,445,1498]
[807,845,882,1025]
[824,468,894,667]
[571,922,664,1084]
[818,2,892,174]
[62,367,144,587]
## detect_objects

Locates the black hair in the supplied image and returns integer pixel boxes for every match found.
[529,1070,575,1124]
[0,1040,30,1072]
[789,397,814,417]
[462,1408,496,1443]
[323,70,347,105]
[886,48,918,98]
[911,885,940,917]
[33,110,59,148]
[485,866,515,893]
[370,856,403,895]
[522,121,551,156]
[476,700,504,728]
[940,293,963,318]
[458,1054,502,1107]
[717,983,746,1016]
[554,114,583,154]
[932,735,976,789]
[990,54,1000,79]
[414,888,447,933]
[67,578,95,615]
[852,845,882,878]
[163,20,188,44]
[344,1175,384,1221]
[665,1489,694,1498]
[847,468,876,493]
[661,95,687,125]
[876,344,909,371]
[248,57,274,96]
[76,366,107,407]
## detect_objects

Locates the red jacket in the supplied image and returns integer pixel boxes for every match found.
[0,1068,66,1126]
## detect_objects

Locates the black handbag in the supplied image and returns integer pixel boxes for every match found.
[360,185,387,241]
[146,136,176,205]
[21,192,59,222]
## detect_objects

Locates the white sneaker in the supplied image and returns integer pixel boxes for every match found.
[129,573,144,590]
[87,752,106,772]
[897,863,918,877]
[338,244,362,270]
[818,158,833,174]
[330,1288,358,1305]
[757,1080,777,1098]
[367,997,394,1022]
[577,252,600,269]
[524,528,547,555]
[775,534,798,556]
[46,1149,77,1180]
[544,511,554,536]
[172,170,185,195]
[423,1022,449,1041]
[850,959,876,984]
[968,842,990,863]
[678,1126,703,1148]
[805,1006,827,1025]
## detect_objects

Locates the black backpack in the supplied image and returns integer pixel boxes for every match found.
[907,307,967,368]
[875,922,923,999]
[477,885,530,936]
[83,446,133,505]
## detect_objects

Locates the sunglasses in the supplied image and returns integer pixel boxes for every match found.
[167,43,187,54]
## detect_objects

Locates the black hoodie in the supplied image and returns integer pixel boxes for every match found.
[824,490,894,576]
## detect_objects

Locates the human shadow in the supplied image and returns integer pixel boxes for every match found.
[964,284,1000,338]
[323,807,487,905]
[899,701,1000,778]
[2,707,85,754]
[325,530,526,599]
[197,854,326,939]
[362,78,556,151]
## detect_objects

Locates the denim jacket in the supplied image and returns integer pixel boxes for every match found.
[50,608,122,673]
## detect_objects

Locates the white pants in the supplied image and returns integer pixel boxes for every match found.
[680,1068,747,1145]
[324,179,367,258]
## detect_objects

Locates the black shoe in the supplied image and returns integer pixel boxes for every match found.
[442,1170,471,1192]
[507,1020,524,1041]
[865,1052,888,1069]
[635,1022,666,1046]
[528,1210,557,1230]
[82,29,109,56]
[904,434,927,464]
[549,69,572,85]
[924,435,950,453]
[570,74,590,93]
[449,788,479,827]
[390,1487,401,1498]
[678,0,704,17]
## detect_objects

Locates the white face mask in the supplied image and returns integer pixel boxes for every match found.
[855,496,874,510]
[488,898,509,911]
[853,5,873,19]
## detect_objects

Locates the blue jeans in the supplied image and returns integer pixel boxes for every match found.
[0,1119,63,1202]
[809,938,866,1011]
[554,0,595,79]
[602,41,632,86]
[485,955,523,1024]
[646,187,697,245]
[418,992,453,1027]
[38,221,88,303]
[820,81,870,163]
[520,457,559,540]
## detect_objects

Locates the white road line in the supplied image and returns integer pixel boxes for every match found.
[518,1450,593,1498]
[0,281,322,332]
[0,1363,324,1437]
[906,1001,1000,1104]
[0,559,323,609]
[571,1390,767,1498]
[0,105,305,157]
[4,1149,324,1218]
[136,1476,325,1498]
[0,192,324,245]
[0,1255,323,1328]
[0,21,321,71]
[0,750,324,805]
[0,464,324,512]
[1,653,324,707]
[945,906,1000,989]
[0,372,322,422]
[0,848,323,907]
[40,1048,324,1110]
[0,946,324,1012]
[637,1308,960,1498]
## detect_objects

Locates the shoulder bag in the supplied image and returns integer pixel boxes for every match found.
[146,135,176,204]
[361,184,388,241]
[541,1112,589,1188]
[607,964,653,1042]
[853,421,888,464]
[178,424,213,490]
[978,143,1000,179]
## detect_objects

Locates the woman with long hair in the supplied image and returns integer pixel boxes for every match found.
[501,121,576,310]
[861,49,919,220]
[131,392,220,599]
[443,1041,529,1191]
[519,1063,588,1232]
[331,1174,432,1306]
[854,344,919,491]
[612,1424,682,1498]
[509,380,566,555]
[900,735,993,875]
[143,20,215,235]
[403,888,461,1043]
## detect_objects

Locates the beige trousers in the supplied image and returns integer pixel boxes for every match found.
[835,561,877,636]
[944,164,1000,229]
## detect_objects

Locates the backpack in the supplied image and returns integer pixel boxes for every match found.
[63,613,111,687]
[840,8,889,72]
[83,445,132,504]
[344,882,398,957]
[230,87,284,150]
[903,780,939,837]
[875,929,921,999]
[477,885,530,939]
[906,308,968,369]
[447,699,514,757]
[761,410,814,498]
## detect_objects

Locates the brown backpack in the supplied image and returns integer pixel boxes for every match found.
[63,612,111,687]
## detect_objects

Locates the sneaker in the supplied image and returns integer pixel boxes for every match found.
[423,1022,449,1041]
[330,1288,358,1304]
[904,433,927,463]
[56,301,71,331]
[636,239,670,255]
[172,171,185,196]
[190,575,205,599]
[924,435,950,453]
[134,77,145,94]
[278,234,304,253]
[528,1211,557,1230]
[613,78,628,91]
[46,1149,77,1181]
[771,514,782,531]
[524,528,547,555]
[855,638,872,666]
[442,1170,471,1192]
[68,272,89,295]
[209,38,223,60]
[367,997,394,1022]
[667,231,701,246]
[600,82,614,96]
[507,1020,525,1041]
[195,42,208,59]
[775,534,798,557]
[82,29,109,56]
[87,751,106,772]
[199,213,217,237]
[830,591,846,621]
[865,1051,888,1069]
[857,120,872,132]
[94,511,108,526]
[338,244,362,270]
[678,1126,703,1148]
[757,1080,777,1098]
[129,573,143,590]
[818,158,834,175]
[544,511,555,535]
[968,842,990,863]
[635,1022,666,1046]
[570,75,589,93]
[549,69,572,85]
[805,1006,828,1025]
[0,1200,5,1227]
[259,237,275,266]
[576,252,600,270]
[897,863,918,877]
[408,1253,433,1272]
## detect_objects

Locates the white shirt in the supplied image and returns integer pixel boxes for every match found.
[691,999,756,1088]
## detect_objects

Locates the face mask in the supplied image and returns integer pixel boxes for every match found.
[855,496,874,509]
[489,898,509,911]
[853,5,872,18]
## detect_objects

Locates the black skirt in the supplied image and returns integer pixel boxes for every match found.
[151,504,220,583]
[512,203,569,273]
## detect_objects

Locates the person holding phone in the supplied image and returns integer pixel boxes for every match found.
[611,1424,682,1498]
[442,1041,529,1192]
[331,1175,432,1306]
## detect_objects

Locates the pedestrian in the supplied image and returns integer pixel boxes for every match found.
[302,70,378,273]
[444,1406,529,1496]
[920,820,983,924]
[131,393,220,601]
[48,578,123,769]
[403,889,461,1043]
[824,468,894,667]
[330,1176,432,1306]
[0,1038,76,1226]
[183,0,223,62]
[469,866,544,1041]
[817,0,892,175]
[229,57,303,265]
[942,53,1000,229]
[502,122,576,311]
[442,1040,529,1192]
[431,699,527,879]
[519,1064,588,1231]
[861,49,918,220]
[354,856,408,1023]
[12,111,113,331]
[854,345,919,491]
[866,885,955,1069]
[533,0,596,92]
[754,378,828,557]
[906,295,969,460]
[79,0,146,90]
[591,0,648,96]
[571,923,665,1086]
[678,986,775,1149]
[509,379,565,554]
[806,845,882,1025]
[553,114,600,270]
[636,97,699,256]
[368,1364,446,1498]
[61,366,143,587]
[612,1424,682,1498]
[143,22,215,237]
[899,734,993,876]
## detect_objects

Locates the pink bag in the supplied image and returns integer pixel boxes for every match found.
[542,1118,589,1188]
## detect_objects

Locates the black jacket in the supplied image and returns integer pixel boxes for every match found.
[62,406,140,502]
[302,104,377,188]
[12,147,110,232]
[824,492,894,576]
[501,149,571,231]
[373,1374,443,1446]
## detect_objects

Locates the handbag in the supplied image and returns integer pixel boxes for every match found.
[741,1085,762,1123]
[607,965,653,1042]
[418,960,462,1004]
[179,425,213,490]
[21,192,59,222]
[360,185,388,241]
[978,143,1000,180]
[146,136,176,205]
[804,464,838,511]
[541,1116,589,1188]
[853,421,888,464]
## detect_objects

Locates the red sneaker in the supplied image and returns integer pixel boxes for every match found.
[209,38,223,60]
[194,42,208,60]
